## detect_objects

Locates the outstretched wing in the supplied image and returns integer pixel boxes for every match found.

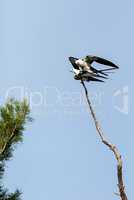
[85,55,119,69]
[69,57,79,69]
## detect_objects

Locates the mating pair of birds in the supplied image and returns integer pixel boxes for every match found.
[69,55,119,82]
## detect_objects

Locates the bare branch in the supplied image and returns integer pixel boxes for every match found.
[81,80,128,200]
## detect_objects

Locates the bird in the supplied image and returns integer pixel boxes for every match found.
[69,55,119,82]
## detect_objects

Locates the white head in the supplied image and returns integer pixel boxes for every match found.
[75,59,85,66]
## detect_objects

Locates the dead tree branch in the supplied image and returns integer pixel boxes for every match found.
[81,80,128,200]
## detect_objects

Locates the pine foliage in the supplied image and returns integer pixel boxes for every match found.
[0,99,32,200]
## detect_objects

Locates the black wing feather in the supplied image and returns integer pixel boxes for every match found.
[91,56,119,68]
[90,66,108,76]
[87,76,104,82]
[69,57,79,69]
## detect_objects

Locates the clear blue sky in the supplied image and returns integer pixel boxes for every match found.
[1,0,134,200]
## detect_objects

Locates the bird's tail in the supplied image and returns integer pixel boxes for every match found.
[87,77,104,82]
[98,67,118,73]
[91,66,118,77]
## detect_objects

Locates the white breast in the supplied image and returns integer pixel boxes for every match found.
[73,68,80,75]
[75,59,91,72]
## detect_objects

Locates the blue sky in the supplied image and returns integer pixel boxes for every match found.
[1,0,134,199]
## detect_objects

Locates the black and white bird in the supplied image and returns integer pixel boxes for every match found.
[69,55,119,82]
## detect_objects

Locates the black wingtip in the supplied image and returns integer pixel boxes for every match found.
[112,63,119,69]
[68,56,73,60]
[68,56,78,63]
